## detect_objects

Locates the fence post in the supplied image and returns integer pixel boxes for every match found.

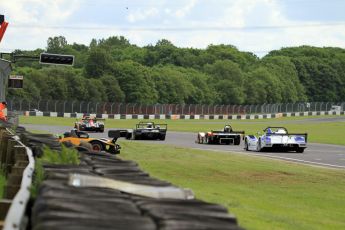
[86,102,90,114]
[71,101,75,113]
[325,102,330,111]
[95,102,98,114]
[54,101,57,112]
[45,100,49,112]
[63,101,67,113]
[109,103,114,114]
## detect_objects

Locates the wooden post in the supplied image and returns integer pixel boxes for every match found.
[14,146,28,163]
[0,199,12,227]
[0,132,11,168]
[5,139,17,175]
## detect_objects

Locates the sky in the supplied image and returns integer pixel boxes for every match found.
[1,0,345,57]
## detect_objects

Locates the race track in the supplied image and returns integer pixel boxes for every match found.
[23,123,345,169]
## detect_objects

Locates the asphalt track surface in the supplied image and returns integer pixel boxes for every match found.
[23,123,345,170]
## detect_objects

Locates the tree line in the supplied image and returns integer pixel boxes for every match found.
[6,36,345,104]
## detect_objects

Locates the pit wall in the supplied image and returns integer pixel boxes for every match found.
[23,111,344,119]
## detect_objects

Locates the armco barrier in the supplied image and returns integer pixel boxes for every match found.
[0,127,34,230]
[24,110,345,119]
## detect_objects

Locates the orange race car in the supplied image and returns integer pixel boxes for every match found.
[58,129,121,154]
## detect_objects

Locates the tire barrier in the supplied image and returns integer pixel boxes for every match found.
[2,125,244,230]
[31,151,243,230]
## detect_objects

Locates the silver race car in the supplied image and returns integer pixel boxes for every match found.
[244,127,307,153]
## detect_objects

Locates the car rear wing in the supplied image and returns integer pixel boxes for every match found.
[288,133,308,142]
[267,133,308,142]
[109,129,131,138]
[136,123,168,130]
[232,130,245,135]
[80,117,105,121]
[154,124,167,130]
[210,130,245,134]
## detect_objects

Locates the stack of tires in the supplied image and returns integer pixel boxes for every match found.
[18,127,243,230]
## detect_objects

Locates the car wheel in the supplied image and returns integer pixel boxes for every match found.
[205,135,209,144]
[134,133,141,140]
[234,137,240,145]
[159,135,166,141]
[90,141,104,152]
[197,134,203,144]
[257,139,262,152]
[126,133,132,140]
[296,148,304,153]
[245,139,249,151]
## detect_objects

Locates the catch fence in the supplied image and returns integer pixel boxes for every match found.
[6,99,345,115]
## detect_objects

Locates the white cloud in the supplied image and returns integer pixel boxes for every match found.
[0,0,81,50]
[127,8,159,23]
[174,0,199,18]
[1,0,345,57]
[2,0,81,24]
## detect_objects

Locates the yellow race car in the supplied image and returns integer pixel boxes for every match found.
[58,129,121,154]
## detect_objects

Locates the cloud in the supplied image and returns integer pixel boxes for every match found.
[2,0,81,24]
[0,0,81,50]
[174,0,199,18]
[127,8,159,23]
[1,0,345,57]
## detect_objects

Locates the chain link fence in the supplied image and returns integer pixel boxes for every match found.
[6,99,345,115]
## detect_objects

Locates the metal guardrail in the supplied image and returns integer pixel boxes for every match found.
[2,129,34,230]
[6,98,345,115]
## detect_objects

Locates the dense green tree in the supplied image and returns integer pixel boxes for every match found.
[84,48,112,78]
[47,36,68,53]
[204,60,245,104]
[112,61,158,103]
[261,56,306,102]
[6,36,345,105]
[85,78,107,102]
[100,75,125,102]
[151,66,194,104]
[244,67,281,104]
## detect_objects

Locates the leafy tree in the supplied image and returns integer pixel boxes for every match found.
[100,75,125,102]
[47,36,68,53]
[244,67,281,104]
[151,65,194,104]
[112,61,158,103]
[7,36,345,105]
[85,78,107,102]
[84,48,112,78]
[204,60,245,104]
[261,56,306,102]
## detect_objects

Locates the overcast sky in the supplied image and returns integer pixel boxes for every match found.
[1,0,345,57]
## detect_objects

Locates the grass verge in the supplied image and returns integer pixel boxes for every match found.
[31,145,79,197]
[119,140,345,230]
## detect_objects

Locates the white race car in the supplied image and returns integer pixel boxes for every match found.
[244,127,307,153]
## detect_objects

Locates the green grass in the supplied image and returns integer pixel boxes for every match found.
[20,115,345,145]
[31,145,80,197]
[119,141,345,230]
